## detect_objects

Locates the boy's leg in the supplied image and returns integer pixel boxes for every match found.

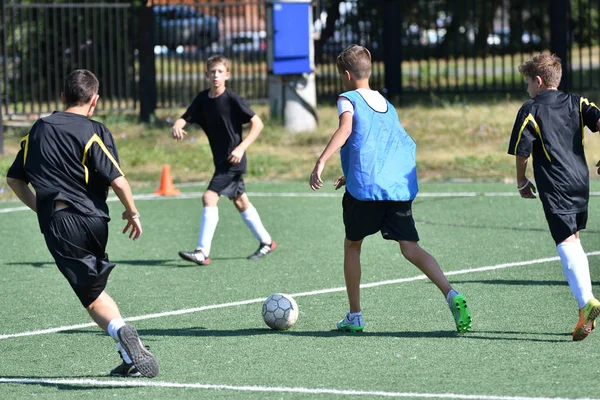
[398,241,471,332]
[547,212,599,340]
[336,238,365,332]
[87,292,158,378]
[557,236,599,341]
[86,291,122,331]
[43,212,158,377]
[557,236,594,309]
[336,192,384,332]
[178,189,219,265]
[398,241,452,295]
[197,190,220,254]
[344,238,363,313]
[234,193,275,259]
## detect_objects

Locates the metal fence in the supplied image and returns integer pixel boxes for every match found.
[315,0,600,98]
[146,0,268,109]
[1,0,600,125]
[0,0,137,117]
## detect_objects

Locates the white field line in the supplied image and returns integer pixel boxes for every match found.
[1,252,599,341]
[2,190,600,213]
[0,378,596,400]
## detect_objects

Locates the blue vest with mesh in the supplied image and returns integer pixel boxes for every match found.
[339,90,418,201]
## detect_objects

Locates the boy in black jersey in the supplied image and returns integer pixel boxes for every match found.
[172,55,275,265]
[508,54,600,341]
[6,70,158,377]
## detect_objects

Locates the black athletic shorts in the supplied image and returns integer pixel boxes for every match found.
[545,210,588,245]
[207,172,246,200]
[342,191,420,242]
[43,209,115,308]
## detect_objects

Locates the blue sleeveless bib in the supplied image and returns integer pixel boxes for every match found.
[339,90,418,201]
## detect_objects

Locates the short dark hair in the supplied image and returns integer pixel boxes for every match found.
[63,69,99,107]
[206,55,230,71]
[518,54,562,87]
[336,45,371,79]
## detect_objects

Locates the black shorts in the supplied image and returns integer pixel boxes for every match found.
[545,210,588,245]
[43,209,115,308]
[207,172,246,200]
[342,191,420,242]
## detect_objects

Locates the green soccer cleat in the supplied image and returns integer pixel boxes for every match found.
[449,293,472,333]
[573,298,600,341]
[337,313,364,332]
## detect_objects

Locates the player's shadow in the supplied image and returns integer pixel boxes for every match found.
[59,326,570,343]
[86,327,569,343]
[171,256,258,267]
[0,375,134,391]
[5,259,189,268]
[4,261,54,268]
[111,259,177,267]
[209,256,249,261]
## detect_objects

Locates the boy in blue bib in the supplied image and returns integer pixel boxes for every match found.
[309,45,471,333]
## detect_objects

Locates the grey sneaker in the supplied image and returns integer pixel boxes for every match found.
[336,313,364,332]
[117,325,158,378]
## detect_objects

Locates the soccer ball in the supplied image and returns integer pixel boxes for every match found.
[262,293,299,330]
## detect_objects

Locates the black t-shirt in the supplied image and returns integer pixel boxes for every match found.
[181,89,255,173]
[7,112,124,232]
[507,90,600,213]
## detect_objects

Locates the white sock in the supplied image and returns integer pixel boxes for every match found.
[240,204,272,244]
[446,289,459,304]
[117,342,133,364]
[348,311,362,318]
[108,319,133,364]
[557,239,594,308]
[196,207,219,256]
[107,318,126,341]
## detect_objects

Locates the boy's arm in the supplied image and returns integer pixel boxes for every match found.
[309,112,353,191]
[229,115,263,164]
[597,119,600,174]
[6,177,37,212]
[110,176,142,240]
[172,118,188,141]
[515,155,537,199]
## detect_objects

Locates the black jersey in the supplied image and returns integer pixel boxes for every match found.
[181,89,255,173]
[507,90,600,213]
[7,112,124,232]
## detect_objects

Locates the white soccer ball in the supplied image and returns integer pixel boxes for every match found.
[262,293,299,330]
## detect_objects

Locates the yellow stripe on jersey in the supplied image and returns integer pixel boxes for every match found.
[513,114,551,161]
[580,97,600,146]
[81,133,124,184]
[21,134,30,165]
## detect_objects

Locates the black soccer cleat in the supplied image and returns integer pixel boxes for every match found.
[178,249,211,265]
[116,325,158,378]
[110,361,142,378]
[248,240,277,260]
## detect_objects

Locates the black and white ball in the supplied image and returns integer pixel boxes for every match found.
[262,293,299,330]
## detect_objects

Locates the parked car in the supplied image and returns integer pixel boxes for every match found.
[210,31,267,57]
[154,5,219,51]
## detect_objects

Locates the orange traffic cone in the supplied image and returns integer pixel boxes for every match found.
[154,164,181,196]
